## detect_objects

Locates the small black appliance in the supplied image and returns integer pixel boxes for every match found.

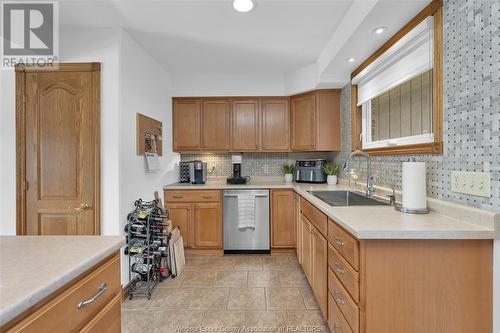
[227,155,251,184]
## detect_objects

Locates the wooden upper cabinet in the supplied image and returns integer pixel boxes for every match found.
[232,99,259,151]
[291,92,316,150]
[290,90,340,151]
[261,98,290,151]
[173,99,201,151]
[201,99,231,150]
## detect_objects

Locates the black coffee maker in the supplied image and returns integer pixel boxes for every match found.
[227,155,251,184]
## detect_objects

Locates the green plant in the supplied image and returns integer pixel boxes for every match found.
[281,164,295,174]
[322,162,339,176]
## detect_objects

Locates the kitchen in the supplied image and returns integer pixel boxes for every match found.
[0,0,499,332]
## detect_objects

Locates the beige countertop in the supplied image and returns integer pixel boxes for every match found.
[0,236,125,327]
[164,179,498,240]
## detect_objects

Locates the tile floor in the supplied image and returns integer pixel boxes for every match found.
[122,255,328,333]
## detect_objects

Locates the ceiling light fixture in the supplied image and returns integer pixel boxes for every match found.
[373,27,387,35]
[347,57,357,63]
[233,0,255,13]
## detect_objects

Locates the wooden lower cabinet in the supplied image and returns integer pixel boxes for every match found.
[294,193,302,263]
[3,253,120,333]
[193,203,222,248]
[168,203,193,248]
[311,227,328,318]
[300,215,312,281]
[295,195,493,333]
[165,190,222,250]
[271,190,295,248]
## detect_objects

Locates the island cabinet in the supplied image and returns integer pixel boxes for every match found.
[290,89,341,151]
[3,253,121,333]
[270,190,295,249]
[165,190,222,253]
[296,196,493,333]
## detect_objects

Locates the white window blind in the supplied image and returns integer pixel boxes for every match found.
[352,16,434,106]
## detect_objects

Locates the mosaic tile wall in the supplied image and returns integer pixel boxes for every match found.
[181,152,331,178]
[333,0,500,211]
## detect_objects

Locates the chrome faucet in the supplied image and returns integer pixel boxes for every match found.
[343,150,375,198]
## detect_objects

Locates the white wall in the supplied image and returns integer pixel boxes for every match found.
[119,31,179,284]
[0,69,16,235]
[172,72,285,96]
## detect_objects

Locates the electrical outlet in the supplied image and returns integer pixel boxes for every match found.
[451,171,491,198]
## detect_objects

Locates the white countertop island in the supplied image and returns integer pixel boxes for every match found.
[0,236,124,327]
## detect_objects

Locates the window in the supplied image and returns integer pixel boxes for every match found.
[350,1,443,155]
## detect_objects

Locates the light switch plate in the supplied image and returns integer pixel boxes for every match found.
[451,171,491,198]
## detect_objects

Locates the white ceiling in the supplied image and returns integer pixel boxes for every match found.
[59,0,431,86]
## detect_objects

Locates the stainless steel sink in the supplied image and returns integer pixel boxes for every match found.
[308,190,388,206]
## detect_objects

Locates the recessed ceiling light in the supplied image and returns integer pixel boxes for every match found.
[347,57,357,63]
[373,27,387,35]
[233,0,255,13]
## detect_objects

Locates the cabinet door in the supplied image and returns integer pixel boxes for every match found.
[261,98,289,151]
[295,193,302,264]
[173,99,201,151]
[202,99,231,150]
[291,93,316,150]
[168,203,193,248]
[232,99,259,150]
[271,190,295,248]
[301,216,312,282]
[194,202,222,248]
[312,226,328,318]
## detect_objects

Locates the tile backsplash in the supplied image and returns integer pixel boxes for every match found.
[181,152,331,178]
[333,0,500,211]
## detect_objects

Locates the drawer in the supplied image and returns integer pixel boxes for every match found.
[165,190,221,202]
[300,198,327,237]
[328,291,354,333]
[328,243,359,303]
[328,219,359,271]
[79,293,121,333]
[328,267,359,333]
[8,254,120,333]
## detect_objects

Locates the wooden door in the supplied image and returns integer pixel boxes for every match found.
[202,99,230,150]
[261,98,289,151]
[193,203,222,248]
[301,216,312,282]
[168,203,193,248]
[17,63,100,235]
[173,99,201,151]
[295,194,301,260]
[271,190,295,248]
[312,226,328,318]
[231,99,259,150]
[291,93,316,150]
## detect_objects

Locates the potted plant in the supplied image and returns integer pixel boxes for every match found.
[322,162,339,185]
[281,164,295,183]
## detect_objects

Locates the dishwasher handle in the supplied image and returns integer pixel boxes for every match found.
[223,194,268,198]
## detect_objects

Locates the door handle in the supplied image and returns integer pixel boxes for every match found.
[77,283,107,309]
[74,203,90,212]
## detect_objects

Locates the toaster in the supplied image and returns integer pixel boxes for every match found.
[295,159,327,183]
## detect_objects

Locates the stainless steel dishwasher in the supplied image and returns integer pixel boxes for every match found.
[223,189,270,252]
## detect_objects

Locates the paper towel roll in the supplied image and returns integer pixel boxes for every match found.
[402,161,427,210]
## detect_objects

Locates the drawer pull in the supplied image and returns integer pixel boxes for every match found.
[172,195,183,199]
[77,283,107,309]
[332,323,340,333]
[333,289,345,305]
[333,261,345,274]
[202,195,213,199]
[333,236,345,246]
